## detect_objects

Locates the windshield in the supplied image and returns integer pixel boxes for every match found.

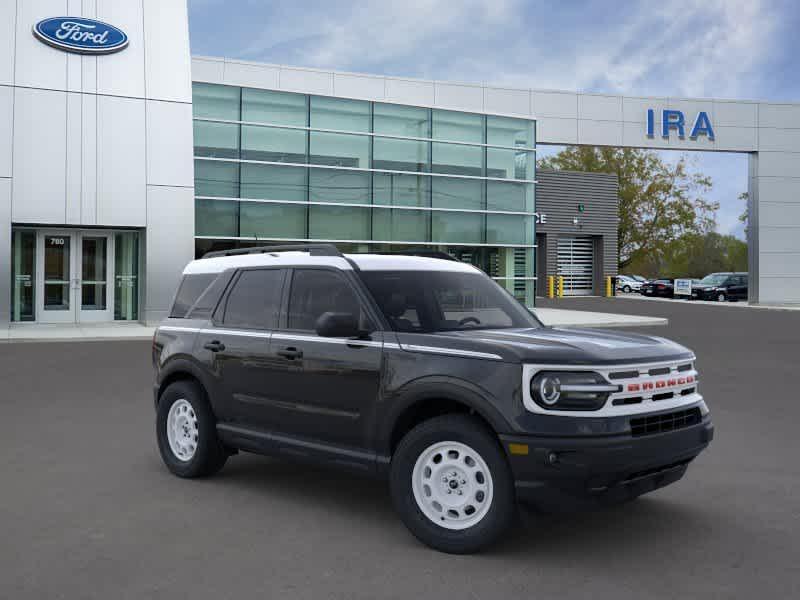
[700,274,728,286]
[359,270,541,333]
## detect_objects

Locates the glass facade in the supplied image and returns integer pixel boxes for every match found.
[192,83,537,303]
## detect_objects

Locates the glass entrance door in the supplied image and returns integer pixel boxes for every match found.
[79,233,113,322]
[35,231,114,323]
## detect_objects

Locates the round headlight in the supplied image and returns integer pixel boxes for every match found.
[537,375,561,405]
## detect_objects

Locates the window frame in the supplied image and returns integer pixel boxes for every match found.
[213,267,287,331]
[279,266,384,334]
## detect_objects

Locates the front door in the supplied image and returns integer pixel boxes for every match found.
[36,231,114,323]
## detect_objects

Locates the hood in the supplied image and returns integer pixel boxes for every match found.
[399,327,693,365]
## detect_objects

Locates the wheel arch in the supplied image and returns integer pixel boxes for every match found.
[156,358,214,413]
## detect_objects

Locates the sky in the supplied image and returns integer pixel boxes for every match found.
[187,0,800,240]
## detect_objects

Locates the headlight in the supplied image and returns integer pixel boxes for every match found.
[531,371,619,411]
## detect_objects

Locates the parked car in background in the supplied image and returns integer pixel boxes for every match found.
[616,275,643,293]
[640,279,674,298]
[691,272,748,302]
[630,275,648,283]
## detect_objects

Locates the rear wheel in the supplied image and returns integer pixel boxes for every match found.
[390,415,515,554]
[156,380,227,478]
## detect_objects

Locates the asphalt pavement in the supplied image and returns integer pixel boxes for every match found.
[1,297,798,599]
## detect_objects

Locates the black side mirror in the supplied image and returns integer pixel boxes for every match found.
[315,311,361,338]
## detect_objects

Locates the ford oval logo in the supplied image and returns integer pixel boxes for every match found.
[33,17,128,55]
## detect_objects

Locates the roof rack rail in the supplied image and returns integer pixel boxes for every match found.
[202,243,344,259]
[370,249,459,262]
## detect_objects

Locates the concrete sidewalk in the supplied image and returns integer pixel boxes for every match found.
[2,308,665,342]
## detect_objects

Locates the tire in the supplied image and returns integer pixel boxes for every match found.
[156,380,227,478]
[390,414,515,554]
[716,293,726,302]
[623,285,631,293]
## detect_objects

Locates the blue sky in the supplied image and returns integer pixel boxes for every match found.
[188,0,800,239]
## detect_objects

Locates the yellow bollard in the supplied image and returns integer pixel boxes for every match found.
[547,275,554,299]
[557,276,564,298]
[606,276,613,297]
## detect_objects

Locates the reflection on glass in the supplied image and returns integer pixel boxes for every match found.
[192,83,240,120]
[242,88,307,126]
[486,215,531,245]
[486,116,534,148]
[431,177,483,210]
[241,125,306,163]
[240,202,307,238]
[309,168,370,204]
[310,96,369,131]
[431,212,483,243]
[81,237,107,311]
[11,230,35,321]
[486,180,532,212]
[196,199,238,237]
[194,160,239,198]
[486,149,533,180]
[373,173,429,207]
[309,132,369,168]
[372,209,428,242]
[373,137,428,172]
[44,235,70,311]
[432,110,483,143]
[115,232,139,321]
[241,163,306,201]
[431,142,482,176]
[309,205,370,240]
[193,121,239,158]
[374,103,429,137]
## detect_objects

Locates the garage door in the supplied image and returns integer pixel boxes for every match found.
[557,236,594,296]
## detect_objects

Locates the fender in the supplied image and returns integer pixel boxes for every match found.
[374,375,513,457]
[156,356,221,415]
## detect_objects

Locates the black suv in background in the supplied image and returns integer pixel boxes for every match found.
[152,245,713,553]
[692,272,748,302]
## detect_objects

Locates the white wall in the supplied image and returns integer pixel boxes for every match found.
[1,0,195,325]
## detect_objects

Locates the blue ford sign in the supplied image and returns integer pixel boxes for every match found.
[33,17,128,55]
[646,109,715,141]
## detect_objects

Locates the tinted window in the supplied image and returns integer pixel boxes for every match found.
[361,270,540,333]
[222,269,284,329]
[171,274,217,318]
[187,272,232,319]
[287,269,365,331]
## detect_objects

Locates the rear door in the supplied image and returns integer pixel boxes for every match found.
[258,267,383,449]
[196,268,286,425]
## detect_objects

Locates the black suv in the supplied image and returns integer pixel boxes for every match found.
[153,245,713,554]
[692,272,748,302]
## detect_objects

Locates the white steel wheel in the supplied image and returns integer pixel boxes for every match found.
[411,440,494,530]
[717,293,726,302]
[166,399,199,462]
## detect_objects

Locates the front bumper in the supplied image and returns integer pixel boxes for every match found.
[500,413,713,511]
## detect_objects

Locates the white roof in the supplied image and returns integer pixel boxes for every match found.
[183,251,479,275]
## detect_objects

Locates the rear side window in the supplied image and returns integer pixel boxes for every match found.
[222,269,284,329]
[287,269,367,331]
[170,274,217,318]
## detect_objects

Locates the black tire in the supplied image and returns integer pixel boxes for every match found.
[623,285,631,293]
[156,380,227,478]
[390,414,515,554]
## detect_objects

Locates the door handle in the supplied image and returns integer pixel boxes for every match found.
[203,340,226,352]
[277,347,303,360]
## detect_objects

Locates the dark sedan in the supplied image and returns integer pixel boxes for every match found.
[692,272,748,302]
[640,279,674,298]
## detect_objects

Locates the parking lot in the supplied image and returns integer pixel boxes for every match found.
[1,298,799,599]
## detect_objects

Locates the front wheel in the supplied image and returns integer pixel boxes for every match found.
[717,292,727,302]
[156,380,227,478]
[623,285,632,293]
[390,415,515,554]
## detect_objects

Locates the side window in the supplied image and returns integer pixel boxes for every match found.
[287,269,367,331]
[171,274,217,318]
[221,269,284,329]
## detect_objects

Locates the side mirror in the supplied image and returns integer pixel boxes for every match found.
[315,311,361,338]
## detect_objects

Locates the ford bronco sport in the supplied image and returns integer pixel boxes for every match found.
[153,244,713,554]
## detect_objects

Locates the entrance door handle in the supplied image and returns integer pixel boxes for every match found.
[276,347,303,360]
[203,340,226,352]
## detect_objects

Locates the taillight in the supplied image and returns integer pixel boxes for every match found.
[657,284,665,289]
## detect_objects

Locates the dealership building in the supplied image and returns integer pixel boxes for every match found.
[2,2,799,328]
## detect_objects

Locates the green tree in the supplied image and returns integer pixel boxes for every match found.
[538,147,718,272]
